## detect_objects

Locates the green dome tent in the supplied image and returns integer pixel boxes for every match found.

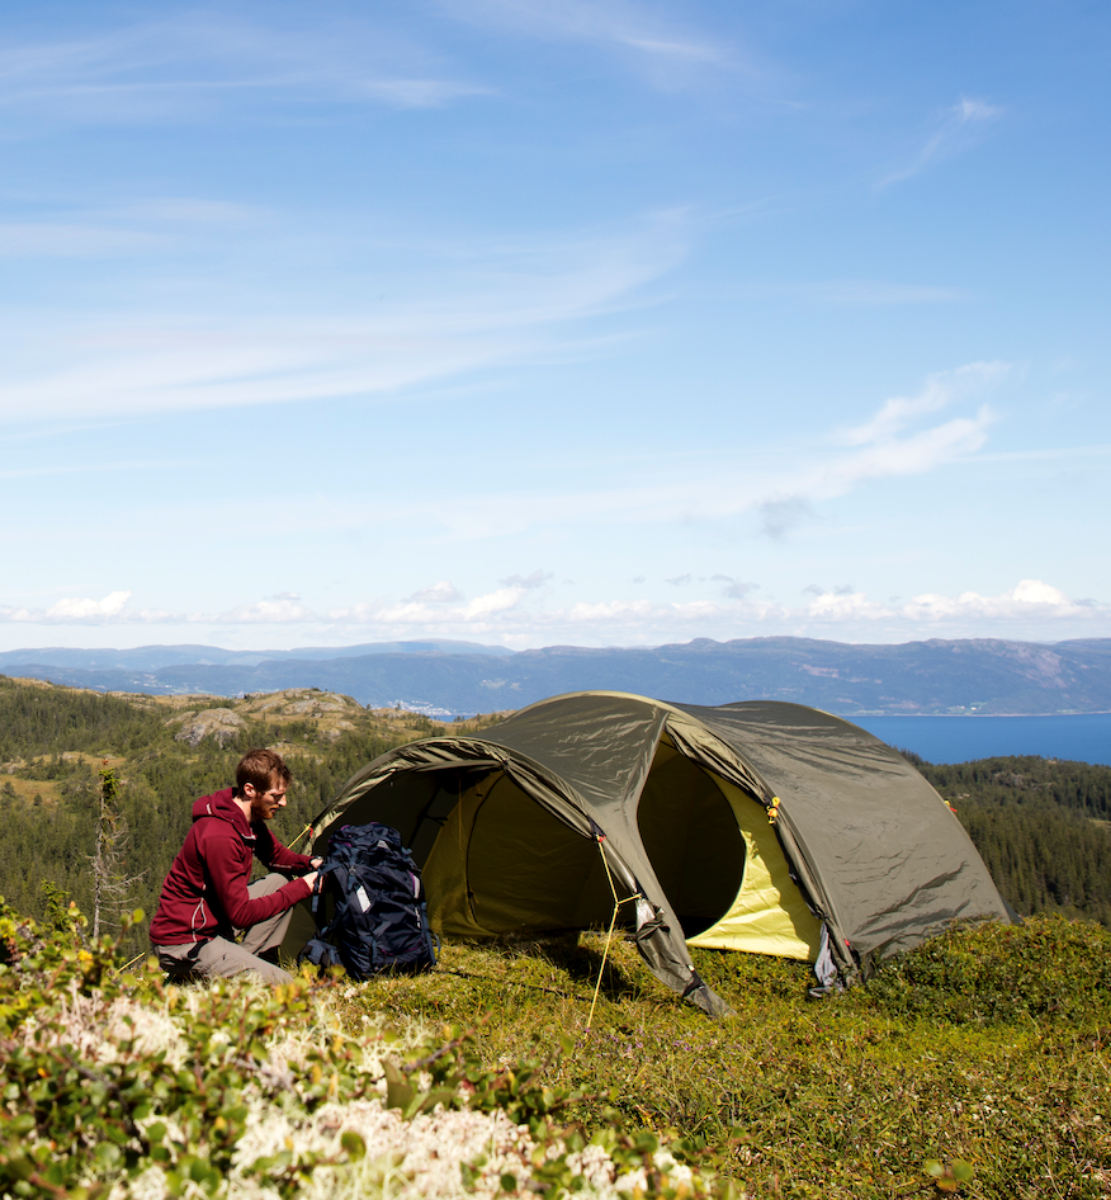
[290,692,1011,1014]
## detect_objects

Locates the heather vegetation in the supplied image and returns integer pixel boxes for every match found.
[2,675,1111,1196]
[0,903,726,1199]
[2,901,1110,1197]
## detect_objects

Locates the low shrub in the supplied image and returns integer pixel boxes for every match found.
[0,900,728,1199]
[861,915,1111,1024]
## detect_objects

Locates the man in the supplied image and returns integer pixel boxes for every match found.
[150,747,320,983]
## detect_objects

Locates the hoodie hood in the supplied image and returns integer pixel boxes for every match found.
[191,787,256,845]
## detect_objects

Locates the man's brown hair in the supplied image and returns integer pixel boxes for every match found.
[236,748,292,794]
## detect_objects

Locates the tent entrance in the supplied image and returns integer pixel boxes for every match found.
[365,765,627,940]
[637,737,746,937]
[687,772,823,961]
[638,735,823,960]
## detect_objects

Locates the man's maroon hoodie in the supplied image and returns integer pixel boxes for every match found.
[149,787,313,946]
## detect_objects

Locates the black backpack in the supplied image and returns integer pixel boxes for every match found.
[298,822,439,979]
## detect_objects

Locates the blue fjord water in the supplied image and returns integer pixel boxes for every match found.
[850,713,1111,766]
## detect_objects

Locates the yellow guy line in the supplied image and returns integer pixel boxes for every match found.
[587,835,641,1031]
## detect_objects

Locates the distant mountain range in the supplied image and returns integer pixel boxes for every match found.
[3,636,1110,716]
[0,639,513,672]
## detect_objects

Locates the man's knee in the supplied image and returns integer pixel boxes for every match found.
[163,937,293,985]
[200,937,292,983]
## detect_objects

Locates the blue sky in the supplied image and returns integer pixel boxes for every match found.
[2,0,1109,651]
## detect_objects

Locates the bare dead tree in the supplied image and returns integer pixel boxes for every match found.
[89,763,145,940]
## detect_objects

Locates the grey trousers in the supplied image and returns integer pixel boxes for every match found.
[155,873,297,984]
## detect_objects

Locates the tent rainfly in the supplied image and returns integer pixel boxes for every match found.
[291,692,1012,1014]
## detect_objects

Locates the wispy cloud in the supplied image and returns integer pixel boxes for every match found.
[0,197,266,261]
[216,594,316,624]
[499,571,553,589]
[729,362,1009,537]
[168,359,1004,548]
[0,213,686,422]
[408,581,462,604]
[880,96,1005,187]
[442,0,779,96]
[787,408,995,516]
[727,373,997,543]
[119,198,265,224]
[0,13,488,126]
[448,0,729,63]
[837,362,1009,446]
[0,223,161,257]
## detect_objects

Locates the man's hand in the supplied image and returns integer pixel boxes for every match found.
[303,870,319,890]
[310,857,324,869]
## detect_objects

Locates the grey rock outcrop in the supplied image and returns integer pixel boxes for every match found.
[175,708,247,748]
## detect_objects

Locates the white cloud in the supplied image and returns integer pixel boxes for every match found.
[325,585,530,629]
[391,360,1008,544]
[214,596,315,624]
[5,579,1105,649]
[0,590,152,624]
[462,588,525,619]
[60,359,1004,560]
[48,590,132,620]
[0,224,161,258]
[120,198,265,224]
[817,407,994,496]
[441,0,782,98]
[0,14,488,126]
[721,362,1009,540]
[0,214,685,422]
[338,600,433,625]
[956,97,1003,123]
[901,579,1085,622]
[448,0,729,65]
[881,95,1005,187]
[796,579,1099,632]
[838,362,1009,446]
[407,581,462,604]
[499,570,553,590]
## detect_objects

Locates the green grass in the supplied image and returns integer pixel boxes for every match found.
[327,918,1111,1198]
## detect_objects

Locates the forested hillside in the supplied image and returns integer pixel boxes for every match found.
[913,754,1111,926]
[2,675,1110,956]
[0,676,501,953]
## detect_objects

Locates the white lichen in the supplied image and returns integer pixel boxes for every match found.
[17,977,704,1199]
